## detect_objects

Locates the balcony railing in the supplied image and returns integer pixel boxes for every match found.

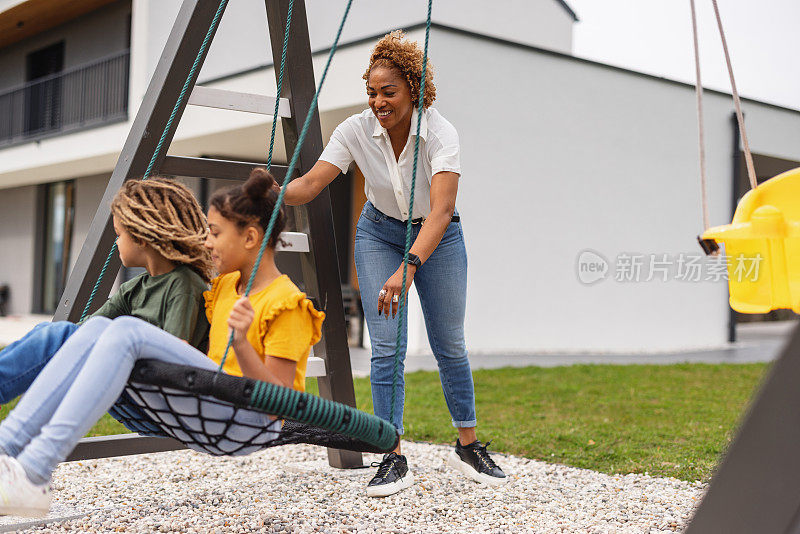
[0,50,129,147]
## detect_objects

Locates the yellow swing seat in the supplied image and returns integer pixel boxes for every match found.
[702,167,800,314]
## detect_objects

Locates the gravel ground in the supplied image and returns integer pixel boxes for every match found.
[2,441,706,533]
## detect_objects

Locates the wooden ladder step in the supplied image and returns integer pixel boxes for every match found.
[306,355,326,377]
[188,86,291,117]
[67,433,185,461]
[160,155,288,181]
[276,231,309,253]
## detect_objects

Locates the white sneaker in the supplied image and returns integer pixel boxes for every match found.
[0,455,51,517]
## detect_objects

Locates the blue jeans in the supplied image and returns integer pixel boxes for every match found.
[354,201,476,434]
[0,321,79,404]
[0,320,159,434]
[0,316,277,484]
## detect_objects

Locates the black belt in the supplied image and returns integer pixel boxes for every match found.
[410,214,460,225]
[371,203,460,225]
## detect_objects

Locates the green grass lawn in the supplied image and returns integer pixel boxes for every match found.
[0,362,768,483]
[320,363,768,482]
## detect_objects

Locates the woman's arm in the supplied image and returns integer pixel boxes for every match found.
[228,297,296,388]
[278,161,342,206]
[379,171,459,317]
[408,171,459,261]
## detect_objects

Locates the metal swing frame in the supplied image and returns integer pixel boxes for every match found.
[56,0,363,469]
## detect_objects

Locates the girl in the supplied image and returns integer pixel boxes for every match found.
[0,177,213,404]
[0,169,324,517]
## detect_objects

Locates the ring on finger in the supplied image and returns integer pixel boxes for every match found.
[392,294,399,303]
[379,289,387,298]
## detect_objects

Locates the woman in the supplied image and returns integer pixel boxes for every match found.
[280,30,507,497]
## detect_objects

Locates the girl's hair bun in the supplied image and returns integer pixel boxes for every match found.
[209,167,286,249]
[243,167,275,200]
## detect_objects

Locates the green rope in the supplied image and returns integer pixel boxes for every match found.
[80,0,230,322]
[248,376,397,451]
[217,0,354,371]
[389,0,433,427]
[266,0,294,170]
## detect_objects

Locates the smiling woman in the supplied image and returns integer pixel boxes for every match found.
[279,30,507,498]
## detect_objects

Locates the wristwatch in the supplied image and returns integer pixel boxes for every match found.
[406,253,422,268]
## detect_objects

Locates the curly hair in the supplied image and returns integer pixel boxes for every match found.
[363,30,436,108]
[111,177,214,282]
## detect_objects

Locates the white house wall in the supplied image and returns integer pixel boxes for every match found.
[742,105,800,163]
[0,174,111,315]
[431,0,573,54]
[425,28,800,353]
[0,185,35,314]
[141,0,573,89]
[0,122,130,189]
[69,173,112,272]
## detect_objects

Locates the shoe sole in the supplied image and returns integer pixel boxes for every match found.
[0,504,48,518]
[447,450,508,486]
[366,471,414,498]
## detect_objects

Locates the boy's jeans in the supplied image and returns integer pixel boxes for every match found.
[0,322,78,404]
[0,317,278,484]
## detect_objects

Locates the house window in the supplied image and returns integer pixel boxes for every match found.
[39,181,75,314]
[25,41,65,136]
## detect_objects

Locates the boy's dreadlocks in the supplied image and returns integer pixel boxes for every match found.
[111,178,214,282]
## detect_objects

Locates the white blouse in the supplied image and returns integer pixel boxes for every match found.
[319,107,461,221]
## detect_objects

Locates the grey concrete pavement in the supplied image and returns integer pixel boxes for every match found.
[347,320,797,376]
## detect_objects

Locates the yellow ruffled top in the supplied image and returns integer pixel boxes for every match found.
[204,272,325,392]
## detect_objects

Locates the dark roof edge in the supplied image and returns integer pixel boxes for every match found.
[555,0,579,21]
[201,21,799,117]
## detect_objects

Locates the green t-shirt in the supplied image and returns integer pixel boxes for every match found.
[83,265,210,352]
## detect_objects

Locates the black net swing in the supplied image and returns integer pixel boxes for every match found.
[107,360,398,455]
[81,0,399,457]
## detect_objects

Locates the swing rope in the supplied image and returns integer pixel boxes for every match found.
[389,0,433,426]
[266,0,294,171]
[691,0,757,254]
[79,0,230,322]
[710,0,758,191]
[689,0,710,231]
[217,0,354,371]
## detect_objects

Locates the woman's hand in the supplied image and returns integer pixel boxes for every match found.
[378,264,417,318]
[228,297,255,346]
[278,161,341,206]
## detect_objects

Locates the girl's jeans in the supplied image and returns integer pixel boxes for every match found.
[354,201,476,434]
[0,316,277,484]
[0,321,78,404]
